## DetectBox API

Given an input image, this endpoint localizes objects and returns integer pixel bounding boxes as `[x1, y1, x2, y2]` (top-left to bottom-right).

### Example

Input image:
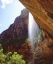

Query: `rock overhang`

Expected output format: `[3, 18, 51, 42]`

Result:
[19, 0, 53, 37]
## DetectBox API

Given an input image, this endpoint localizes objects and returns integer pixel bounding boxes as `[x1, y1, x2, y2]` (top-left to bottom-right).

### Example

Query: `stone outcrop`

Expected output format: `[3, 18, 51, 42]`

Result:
[19, 0, 53, 63]
[19, 0, 53, 37]
[0, 8, 29, 48]
[21, 8, 29, 17]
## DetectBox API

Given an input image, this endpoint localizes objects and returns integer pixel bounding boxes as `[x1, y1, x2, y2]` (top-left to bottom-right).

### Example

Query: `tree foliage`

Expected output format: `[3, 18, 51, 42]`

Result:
[0, 44, 26, 64]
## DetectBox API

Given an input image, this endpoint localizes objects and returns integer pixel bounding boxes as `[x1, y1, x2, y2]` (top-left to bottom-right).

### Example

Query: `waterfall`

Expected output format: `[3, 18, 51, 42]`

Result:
[28, 12, 41, 44]
[28, 12, 42, 64]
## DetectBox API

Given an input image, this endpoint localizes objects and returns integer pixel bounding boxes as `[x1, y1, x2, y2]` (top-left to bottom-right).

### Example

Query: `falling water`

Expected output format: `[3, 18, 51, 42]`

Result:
[28, 12, 40, 44]
[28, 12, 41, 64]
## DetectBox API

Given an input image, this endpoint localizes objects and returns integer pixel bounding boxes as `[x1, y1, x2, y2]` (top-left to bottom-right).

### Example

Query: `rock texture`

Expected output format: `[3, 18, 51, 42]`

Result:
[19, 0, 53, 63]
[0, 9, 28, 39]
[0, 9, 29, 50]
[19, 0, 53, 37]
[0, 8, 34, 61]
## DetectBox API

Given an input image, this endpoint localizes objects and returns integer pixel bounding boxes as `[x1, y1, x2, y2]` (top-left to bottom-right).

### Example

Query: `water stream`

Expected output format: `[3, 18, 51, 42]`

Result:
[28, 12, 41, 64]
[28, 12, 41, 44]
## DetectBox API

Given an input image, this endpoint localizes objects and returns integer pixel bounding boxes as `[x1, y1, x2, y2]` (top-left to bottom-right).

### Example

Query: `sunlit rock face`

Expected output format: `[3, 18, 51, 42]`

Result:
[19, 0, 53, 37]
[28, 12, 40, 43]
[19, 1, 53, 63]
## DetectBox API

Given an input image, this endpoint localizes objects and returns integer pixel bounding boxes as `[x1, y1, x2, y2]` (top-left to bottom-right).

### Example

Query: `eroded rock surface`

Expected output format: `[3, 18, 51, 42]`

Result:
[19, 0, 53, 64]
[19, 0, 53, 37]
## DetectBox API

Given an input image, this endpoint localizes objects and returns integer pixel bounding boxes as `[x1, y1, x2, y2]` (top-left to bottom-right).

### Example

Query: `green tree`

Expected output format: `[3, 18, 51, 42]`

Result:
[11, 52, 25, 64]
[0, 44, 26, 64]
[0, 44, 6, 64]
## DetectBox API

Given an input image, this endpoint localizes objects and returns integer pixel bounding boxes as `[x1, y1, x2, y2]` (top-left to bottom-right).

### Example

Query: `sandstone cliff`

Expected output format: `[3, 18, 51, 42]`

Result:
[19, 0, 53, 64]
[0, 9, 29, 52]
[19, 0, 53, 37]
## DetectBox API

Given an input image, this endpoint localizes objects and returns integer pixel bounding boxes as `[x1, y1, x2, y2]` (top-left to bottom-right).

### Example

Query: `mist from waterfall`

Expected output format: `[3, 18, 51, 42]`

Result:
[28, 12, 40, 44]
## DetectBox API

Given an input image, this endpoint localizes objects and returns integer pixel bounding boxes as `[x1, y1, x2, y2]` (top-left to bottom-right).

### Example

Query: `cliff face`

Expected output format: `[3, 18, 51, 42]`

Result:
[19, 0, 53, 63]
[0, 9, 29, 47]
[19, 0, 53, 37]
[0, 8, 33, 60]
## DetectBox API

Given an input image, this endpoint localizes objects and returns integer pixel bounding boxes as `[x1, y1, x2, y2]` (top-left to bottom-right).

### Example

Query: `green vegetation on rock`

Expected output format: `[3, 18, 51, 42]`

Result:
[0, 44, 26, 64]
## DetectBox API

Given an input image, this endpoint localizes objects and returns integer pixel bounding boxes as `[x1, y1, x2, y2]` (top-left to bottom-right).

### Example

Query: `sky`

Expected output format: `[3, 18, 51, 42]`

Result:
[0, 0, 25, 34]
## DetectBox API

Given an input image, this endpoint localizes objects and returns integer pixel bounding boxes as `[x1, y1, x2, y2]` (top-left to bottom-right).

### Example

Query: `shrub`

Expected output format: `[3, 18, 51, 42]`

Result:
[0, 44, 26, 64]
[10, 52, 25, 64]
